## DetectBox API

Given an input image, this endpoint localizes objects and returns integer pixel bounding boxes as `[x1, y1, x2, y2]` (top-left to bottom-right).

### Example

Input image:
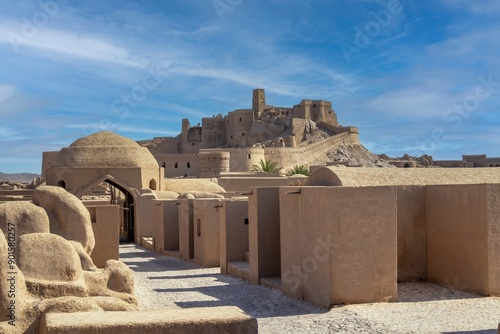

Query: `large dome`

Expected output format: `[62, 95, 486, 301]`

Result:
[51, 132, 159, 169]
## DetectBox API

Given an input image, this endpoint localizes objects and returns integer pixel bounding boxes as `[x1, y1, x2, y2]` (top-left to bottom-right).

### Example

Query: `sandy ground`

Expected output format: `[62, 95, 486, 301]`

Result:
[120, 243, 500, 334]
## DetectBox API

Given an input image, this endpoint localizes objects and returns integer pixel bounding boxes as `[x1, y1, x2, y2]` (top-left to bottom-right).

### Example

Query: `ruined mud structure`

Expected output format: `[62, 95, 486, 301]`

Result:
[137, 88, 359, 177]
[3, 89, 500, 333]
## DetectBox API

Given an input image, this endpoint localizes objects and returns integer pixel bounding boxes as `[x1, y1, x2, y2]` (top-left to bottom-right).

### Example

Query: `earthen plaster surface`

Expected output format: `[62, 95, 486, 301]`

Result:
[307, 166, 500, 186]
[122, 243, 500, 334]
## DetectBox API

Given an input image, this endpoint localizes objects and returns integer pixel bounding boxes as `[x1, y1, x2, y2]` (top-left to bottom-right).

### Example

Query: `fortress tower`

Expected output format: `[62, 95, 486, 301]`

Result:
[198, 151, 230, 178]
[181, 118, 190, 144]
[252, 88, 266, 120]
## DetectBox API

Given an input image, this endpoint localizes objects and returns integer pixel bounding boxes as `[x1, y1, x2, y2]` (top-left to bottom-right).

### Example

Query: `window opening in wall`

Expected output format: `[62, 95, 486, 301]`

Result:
[197, 218, 201, 237]
[175, 162, 178, 168]
[244, 218, 249, 225]
[149, 179, 157, 190]
[242, 133, 245, 136]
[162, 162, 166, 168]
[192, 143, 195, 146]
[239, 117, 242, 122]
[248, 154, 251, 159]
[187, 162, 191, 168]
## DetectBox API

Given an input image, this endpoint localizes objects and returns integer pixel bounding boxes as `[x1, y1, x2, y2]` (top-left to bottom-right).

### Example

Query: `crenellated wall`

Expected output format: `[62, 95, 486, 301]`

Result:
[264, 130, 359, 169]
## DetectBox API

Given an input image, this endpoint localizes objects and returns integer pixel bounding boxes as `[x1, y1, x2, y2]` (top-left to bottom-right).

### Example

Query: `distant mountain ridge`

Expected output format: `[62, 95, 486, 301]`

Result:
[0, 172, 40, 183]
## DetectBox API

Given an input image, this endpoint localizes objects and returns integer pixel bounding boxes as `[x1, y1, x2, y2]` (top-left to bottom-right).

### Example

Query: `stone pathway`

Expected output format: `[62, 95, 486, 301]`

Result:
[120, 243, 500, 334]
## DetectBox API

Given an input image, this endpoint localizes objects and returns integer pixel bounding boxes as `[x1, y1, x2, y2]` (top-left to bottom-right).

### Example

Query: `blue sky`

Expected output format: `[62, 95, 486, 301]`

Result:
[1, 0, 500, 173]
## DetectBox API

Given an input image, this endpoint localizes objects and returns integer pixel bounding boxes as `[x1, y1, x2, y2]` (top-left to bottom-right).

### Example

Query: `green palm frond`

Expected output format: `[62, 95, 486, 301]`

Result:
[251, 159, 280, 173]
[286, 165, 310, 176]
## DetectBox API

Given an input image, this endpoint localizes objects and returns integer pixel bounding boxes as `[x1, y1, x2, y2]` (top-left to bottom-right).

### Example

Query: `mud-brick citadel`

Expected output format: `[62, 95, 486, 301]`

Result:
[138, 88, 359, 178]
[4, 88, 500, 333]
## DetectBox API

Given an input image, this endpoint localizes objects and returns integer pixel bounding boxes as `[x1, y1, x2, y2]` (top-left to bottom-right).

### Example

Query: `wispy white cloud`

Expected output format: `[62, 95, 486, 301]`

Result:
[66, 123, 178, 136]
[0, 84, 17, 104]
[365, 87, 454, 119]
[161, 60, 356, 100]
[427, 28, 500, 60]
[0, 127, 29, 141]
[0, 88, 54, 119]
[166, 24, 222, 39]
[0, 21, 356, 103]
[0, 23, 139, 67]
[151, 101, 206, 119]
[439, 0, 500, 15]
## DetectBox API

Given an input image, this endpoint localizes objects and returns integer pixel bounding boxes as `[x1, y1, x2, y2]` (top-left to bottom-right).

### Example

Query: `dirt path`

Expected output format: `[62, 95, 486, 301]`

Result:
[120, 243, 500, 334]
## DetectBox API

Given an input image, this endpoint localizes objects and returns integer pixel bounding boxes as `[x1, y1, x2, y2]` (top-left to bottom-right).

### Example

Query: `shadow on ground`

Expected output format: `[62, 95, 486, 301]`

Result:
[121, 244, 327, 318]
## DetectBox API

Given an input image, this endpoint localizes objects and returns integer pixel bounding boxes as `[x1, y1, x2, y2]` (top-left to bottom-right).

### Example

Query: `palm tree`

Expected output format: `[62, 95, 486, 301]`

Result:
[251, 159, 280, 174]
[286, 165, 310, 176]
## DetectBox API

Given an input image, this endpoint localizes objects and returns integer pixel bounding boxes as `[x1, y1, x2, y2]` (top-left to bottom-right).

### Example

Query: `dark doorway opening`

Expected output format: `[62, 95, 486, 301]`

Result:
[108, 180, 135, 242]
[83, 179, 136, 242]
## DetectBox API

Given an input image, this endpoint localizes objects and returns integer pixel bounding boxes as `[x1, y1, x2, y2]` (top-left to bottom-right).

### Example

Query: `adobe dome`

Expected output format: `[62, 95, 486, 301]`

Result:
[51, 132, 159, 169]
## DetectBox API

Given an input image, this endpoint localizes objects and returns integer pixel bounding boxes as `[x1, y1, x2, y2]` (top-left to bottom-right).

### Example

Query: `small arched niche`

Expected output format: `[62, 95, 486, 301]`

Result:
[149, 179, 157, 190]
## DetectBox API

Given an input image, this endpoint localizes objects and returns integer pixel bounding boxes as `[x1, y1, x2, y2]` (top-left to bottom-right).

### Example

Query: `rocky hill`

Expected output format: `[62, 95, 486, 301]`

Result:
[304, 127, 433, 168]
[0, 172, 40, 183]
[308, 142, 395, 168]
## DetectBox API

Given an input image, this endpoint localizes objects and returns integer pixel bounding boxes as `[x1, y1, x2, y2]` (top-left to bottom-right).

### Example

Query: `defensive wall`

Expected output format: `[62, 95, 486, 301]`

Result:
[264, 129, 359, 168]
[435, 154, 500, 168]
[197, 128, 359, 174]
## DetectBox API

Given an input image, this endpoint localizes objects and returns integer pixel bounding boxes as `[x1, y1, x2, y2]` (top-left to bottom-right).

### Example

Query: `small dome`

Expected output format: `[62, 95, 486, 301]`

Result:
[51, 132, 159, 169]
[69, 131, 142, 148]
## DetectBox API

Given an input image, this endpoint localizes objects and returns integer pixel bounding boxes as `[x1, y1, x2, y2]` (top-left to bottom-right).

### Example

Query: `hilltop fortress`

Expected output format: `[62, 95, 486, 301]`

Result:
[138, 89, 359, 177]
[5, 88, 500, 333]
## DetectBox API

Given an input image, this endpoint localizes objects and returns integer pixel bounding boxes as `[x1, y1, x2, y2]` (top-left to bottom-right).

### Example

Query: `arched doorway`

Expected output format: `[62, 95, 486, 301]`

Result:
[106, 179, 136, 242]
[79, 177, 137, 242]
